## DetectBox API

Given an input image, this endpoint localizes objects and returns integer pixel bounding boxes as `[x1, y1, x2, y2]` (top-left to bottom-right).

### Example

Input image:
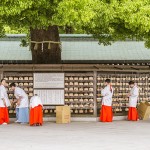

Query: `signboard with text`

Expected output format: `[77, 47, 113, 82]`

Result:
[34, 73, 64, 88]
[33, 73, 64, 105]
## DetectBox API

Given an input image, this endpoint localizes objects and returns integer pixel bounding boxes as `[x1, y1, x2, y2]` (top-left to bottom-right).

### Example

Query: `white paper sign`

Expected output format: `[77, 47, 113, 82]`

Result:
[34, 89, 64, 105]
[34, 73, 64, 88]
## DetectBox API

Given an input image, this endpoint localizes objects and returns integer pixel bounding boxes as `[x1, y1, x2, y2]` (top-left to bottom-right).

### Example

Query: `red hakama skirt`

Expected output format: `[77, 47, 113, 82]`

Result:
[30, 105, 43, 126]
[100, 105, 113, 122]
[0, 107, 9, 124]
[128, 107, 138, 121]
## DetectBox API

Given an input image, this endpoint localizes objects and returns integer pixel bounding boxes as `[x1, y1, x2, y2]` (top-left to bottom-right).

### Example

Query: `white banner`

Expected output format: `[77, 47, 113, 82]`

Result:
[34, 89, 64, 105]
[34, 73, 64, 89]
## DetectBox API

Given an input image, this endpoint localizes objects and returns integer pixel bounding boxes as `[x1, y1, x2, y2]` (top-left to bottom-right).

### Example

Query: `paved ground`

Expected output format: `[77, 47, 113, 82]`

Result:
[0, 120, 150, 150]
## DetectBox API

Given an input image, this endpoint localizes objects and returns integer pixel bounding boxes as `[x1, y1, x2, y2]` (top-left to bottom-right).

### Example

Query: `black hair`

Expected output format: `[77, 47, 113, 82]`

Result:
[1, 79, 6, 83]
[10, 82, 16, 87]
[129, 81, 135, 85]
[105, 79, 111, 83]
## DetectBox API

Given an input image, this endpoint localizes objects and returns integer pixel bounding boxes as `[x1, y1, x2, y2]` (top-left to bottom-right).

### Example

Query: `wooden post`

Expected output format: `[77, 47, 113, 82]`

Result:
[0, 66, 4, 79]
[93, 71, 97, 117]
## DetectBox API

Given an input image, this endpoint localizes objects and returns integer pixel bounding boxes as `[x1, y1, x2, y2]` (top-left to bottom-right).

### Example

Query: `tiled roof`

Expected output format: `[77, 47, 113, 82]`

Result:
[0, 34, 150, 63]
[0, 41, 32, 61]
[61, 41, 150, 62]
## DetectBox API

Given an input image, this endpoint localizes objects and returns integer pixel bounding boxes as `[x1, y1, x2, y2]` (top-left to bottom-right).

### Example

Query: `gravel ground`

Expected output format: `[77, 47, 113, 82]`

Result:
[0, 120, 150, 150]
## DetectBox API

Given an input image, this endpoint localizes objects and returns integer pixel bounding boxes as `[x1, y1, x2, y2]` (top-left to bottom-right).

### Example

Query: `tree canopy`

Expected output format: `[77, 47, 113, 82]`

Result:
[86, 0, 150, 48]
[0, 0, 150, 47]
[0, 0, 99, 33]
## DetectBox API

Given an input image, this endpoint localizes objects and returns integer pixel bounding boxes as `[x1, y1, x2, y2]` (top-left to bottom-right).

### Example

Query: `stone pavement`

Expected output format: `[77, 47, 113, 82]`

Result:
[0, 120, 150, 150]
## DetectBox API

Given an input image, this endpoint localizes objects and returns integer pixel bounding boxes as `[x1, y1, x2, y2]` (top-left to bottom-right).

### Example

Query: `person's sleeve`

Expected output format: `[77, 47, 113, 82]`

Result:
[15, 89, 22, 98]
[103, 93, 113, 99]
[0, 88, 5, 99]
[130, 88, 139, 98]
[101, 87, 107, 96]
[103, 87, 113, 99]
[30, 97, 33, 107]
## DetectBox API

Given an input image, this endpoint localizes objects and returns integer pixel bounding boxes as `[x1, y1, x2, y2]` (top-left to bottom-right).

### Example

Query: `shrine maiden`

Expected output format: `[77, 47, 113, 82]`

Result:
[100, 79, 113, 122]
[127, 81, 139, 121]
[29, 94, 43, 126]
[0, 79, 11, 125]
[10, 82, 29, 124]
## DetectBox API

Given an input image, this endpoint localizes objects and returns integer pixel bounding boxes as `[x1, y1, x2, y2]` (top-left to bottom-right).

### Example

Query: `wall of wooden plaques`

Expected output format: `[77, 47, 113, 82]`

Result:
[64, 73, 94, 116]
[97, 73, 150, 116]
[3, 71, 150, 117]
[3, 72, 33, 116]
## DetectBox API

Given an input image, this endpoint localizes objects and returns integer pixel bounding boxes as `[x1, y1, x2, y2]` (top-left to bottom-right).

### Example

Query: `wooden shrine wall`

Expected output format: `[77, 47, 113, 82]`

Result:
[2, 70, 150, 117]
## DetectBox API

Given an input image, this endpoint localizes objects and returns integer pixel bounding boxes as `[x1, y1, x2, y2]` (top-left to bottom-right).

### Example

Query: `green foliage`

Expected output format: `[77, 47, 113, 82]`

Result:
[4, 26, 28, 34]
[85, 0, 150, 47]
[0, 0, 150, 47]
[0, 0, 98, 31]
[0, 0, 58, 29]
[53, 0, 100, 29]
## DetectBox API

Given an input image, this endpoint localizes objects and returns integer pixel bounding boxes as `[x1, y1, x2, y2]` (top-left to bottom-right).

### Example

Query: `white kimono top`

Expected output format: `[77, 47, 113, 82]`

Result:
[129, 85, 139, 107]
[30, 95, 43, 108]
[101, 85, 113, 106]
[0, 85, 11, 107]
[14, 87, 28, 108]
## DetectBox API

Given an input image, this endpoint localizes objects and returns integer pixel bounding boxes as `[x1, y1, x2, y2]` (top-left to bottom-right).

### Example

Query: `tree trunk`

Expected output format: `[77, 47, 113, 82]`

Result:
[30, 26, 61, 64]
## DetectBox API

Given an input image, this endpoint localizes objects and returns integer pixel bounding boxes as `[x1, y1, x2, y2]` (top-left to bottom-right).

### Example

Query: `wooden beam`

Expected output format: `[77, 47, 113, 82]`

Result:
[114, 66, 124, 70]
[93, 65, 100, 69]
[0, 64, 150, 73]
[131, 67, 140, 70]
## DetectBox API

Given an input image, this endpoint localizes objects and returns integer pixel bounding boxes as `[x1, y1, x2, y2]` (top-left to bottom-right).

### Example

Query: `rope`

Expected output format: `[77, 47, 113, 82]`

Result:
[30, 40, 61, 51]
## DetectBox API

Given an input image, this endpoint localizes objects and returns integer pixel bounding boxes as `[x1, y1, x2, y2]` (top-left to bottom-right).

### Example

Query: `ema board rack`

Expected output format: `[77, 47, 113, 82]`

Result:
[4, 71, 150, 117]
[97, 73, 150, 116]
[3, 72, 57, 116]
[64, 73, 95, 115]
[3, 72, 34, 115]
